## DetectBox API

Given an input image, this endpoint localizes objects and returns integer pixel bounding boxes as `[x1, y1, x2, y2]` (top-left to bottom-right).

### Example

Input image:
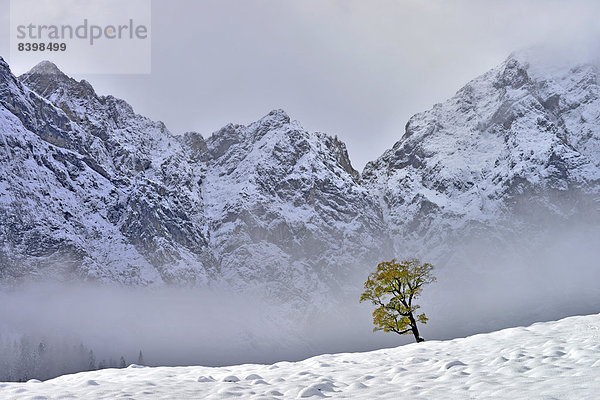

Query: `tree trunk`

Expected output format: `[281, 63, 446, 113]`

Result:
[408, 313, 424, 343]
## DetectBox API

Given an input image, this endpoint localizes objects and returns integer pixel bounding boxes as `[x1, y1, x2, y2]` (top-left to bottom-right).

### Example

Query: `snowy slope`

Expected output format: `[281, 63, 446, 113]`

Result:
[3, 313, 600, 399]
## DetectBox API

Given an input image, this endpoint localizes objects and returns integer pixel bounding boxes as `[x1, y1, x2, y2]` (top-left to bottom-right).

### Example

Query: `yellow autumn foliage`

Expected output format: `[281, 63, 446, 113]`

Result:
[360, 258, 435, 342]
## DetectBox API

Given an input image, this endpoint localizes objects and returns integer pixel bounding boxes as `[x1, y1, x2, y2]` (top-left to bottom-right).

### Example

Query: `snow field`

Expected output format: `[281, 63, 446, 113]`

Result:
[2, 313, 599, 399]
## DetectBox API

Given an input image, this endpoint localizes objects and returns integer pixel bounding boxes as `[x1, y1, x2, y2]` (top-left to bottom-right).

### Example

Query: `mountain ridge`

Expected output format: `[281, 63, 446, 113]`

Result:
[362, 52, 600, 257]
[1, 57, 391, 303]
[1, 54, 598, 300]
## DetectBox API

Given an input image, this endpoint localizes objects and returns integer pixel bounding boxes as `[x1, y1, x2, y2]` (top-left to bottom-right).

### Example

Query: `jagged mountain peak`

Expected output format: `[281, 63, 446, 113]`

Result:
[247, 109, 294, 138]
[17, 59, 176, 171]
[27, 60, 66, 76]
[206, 109, 300, 161]
[495, 57, 531, 89]
[210, 109, 291, 136]
[206, 109, 360, 182]
[363, 52, 600, 257]
[257, 108, 291, 125]
[20, 61, 96, 100]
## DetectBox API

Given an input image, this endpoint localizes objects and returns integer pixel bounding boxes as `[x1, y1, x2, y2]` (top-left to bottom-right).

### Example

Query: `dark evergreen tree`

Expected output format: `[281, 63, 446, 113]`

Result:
[88, 350, 96, 371]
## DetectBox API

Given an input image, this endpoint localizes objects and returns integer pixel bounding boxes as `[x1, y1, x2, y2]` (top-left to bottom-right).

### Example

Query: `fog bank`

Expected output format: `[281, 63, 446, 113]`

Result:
[1, 222, 598, 381]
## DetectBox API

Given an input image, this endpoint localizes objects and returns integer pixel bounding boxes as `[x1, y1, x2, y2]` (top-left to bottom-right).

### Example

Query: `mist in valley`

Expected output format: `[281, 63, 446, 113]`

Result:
[1, 216, 598, 382]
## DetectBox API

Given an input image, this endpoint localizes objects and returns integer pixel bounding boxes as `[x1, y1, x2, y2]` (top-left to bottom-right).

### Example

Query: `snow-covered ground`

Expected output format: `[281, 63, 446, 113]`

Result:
[2, 314, 599, 399]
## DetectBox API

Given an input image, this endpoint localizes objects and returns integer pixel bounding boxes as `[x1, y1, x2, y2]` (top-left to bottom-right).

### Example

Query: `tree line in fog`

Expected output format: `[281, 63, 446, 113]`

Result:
[0, 334, 144, 382]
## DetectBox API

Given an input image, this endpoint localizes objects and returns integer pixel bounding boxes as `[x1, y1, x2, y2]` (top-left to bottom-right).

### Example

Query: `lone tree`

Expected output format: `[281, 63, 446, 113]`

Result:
[360, 258, 435, 343]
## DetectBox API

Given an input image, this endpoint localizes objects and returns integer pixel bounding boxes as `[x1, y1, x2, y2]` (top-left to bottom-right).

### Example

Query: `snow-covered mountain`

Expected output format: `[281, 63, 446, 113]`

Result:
[1, 51, 599, 296]
[3, 313, 600, 399]
[363, 52, 600, 256]
[0, 57, 390, 300]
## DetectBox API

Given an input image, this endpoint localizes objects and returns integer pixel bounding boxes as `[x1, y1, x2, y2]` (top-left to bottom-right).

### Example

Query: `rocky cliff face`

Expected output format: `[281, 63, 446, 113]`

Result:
[1, 52, 599, 298]
[198, 110, 391, 296]
[0, 58, 390, 300]
[1, 57, 196, 285]
[362, 52, 600, 258]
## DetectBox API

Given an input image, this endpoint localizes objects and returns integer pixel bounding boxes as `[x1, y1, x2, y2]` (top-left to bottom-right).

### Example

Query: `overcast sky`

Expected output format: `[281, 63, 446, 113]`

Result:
[1, 0, 600, 170]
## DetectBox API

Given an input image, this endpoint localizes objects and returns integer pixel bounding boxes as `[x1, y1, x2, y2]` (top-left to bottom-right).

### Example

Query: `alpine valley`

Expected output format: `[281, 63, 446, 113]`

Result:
[0, 51, 599, 306]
